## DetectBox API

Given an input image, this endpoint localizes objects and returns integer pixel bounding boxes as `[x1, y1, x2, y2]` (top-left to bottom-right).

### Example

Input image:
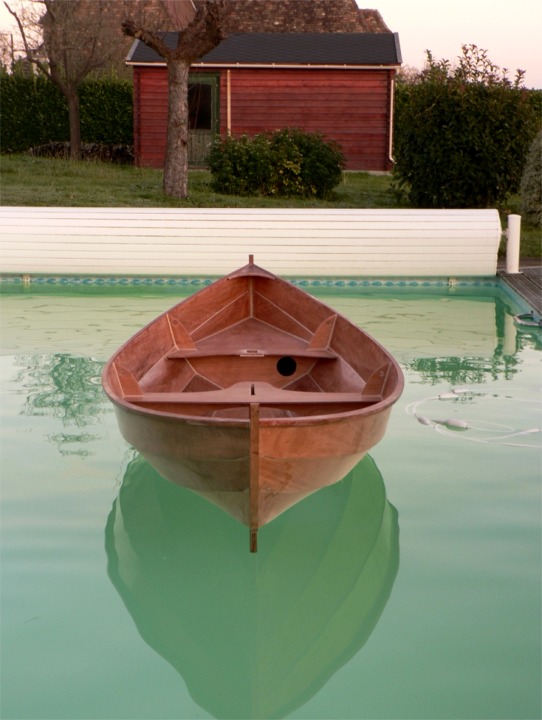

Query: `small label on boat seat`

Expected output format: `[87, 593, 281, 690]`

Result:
[240, 349, 265, 357]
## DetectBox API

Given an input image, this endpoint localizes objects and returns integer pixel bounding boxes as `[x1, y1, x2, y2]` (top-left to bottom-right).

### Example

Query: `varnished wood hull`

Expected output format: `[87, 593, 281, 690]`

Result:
[103, 258, 403, 548]
[113, 400, 393, 527]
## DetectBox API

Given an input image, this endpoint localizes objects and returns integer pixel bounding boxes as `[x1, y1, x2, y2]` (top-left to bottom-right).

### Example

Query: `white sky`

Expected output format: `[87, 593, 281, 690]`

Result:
[1, 1, 541, 88]
[368, 0, 542, 88]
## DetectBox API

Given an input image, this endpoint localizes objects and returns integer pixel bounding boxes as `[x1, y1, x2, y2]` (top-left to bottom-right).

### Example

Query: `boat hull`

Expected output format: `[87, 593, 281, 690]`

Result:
[113, 400, 393, 527]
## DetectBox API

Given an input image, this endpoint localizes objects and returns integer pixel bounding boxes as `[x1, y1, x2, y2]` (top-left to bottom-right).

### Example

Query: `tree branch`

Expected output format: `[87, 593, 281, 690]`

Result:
[122, 18, 173, 60]
[174, 0, 226, 62]
[122, 0, 227, 64]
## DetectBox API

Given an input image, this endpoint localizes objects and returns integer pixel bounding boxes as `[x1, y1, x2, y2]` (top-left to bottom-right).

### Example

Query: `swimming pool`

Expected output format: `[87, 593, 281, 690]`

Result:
[1, 281, 540, 719]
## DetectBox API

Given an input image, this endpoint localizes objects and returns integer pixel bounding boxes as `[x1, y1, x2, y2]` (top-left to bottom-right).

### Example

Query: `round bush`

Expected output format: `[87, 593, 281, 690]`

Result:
[208, 129, 345, 199]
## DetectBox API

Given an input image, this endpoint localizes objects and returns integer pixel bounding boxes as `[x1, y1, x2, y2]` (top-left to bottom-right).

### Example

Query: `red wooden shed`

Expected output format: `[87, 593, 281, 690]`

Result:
[127, 30, 401, 171]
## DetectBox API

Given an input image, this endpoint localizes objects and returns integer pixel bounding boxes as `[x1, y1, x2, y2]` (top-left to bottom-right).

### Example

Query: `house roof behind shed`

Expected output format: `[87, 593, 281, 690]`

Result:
[127, 32, 402, 67]
[220, 1, 390, 33]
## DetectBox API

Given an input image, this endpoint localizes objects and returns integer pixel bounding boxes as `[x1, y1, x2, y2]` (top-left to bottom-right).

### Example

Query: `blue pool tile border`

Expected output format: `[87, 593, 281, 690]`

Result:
[0, 274, 500, 290]
[7, 274, 538, 314]
[0, 275, 215, 287]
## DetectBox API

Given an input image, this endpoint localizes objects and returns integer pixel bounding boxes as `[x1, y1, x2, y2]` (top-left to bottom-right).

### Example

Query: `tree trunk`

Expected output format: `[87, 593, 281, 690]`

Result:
[66, 87, 82, 161]
[163, 59, 190, 198]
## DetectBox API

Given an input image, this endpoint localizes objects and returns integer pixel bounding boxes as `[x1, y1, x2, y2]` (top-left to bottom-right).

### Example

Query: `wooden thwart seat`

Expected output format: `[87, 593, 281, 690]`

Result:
[124, 381, 382, 407]
[166, 347, 337, 360]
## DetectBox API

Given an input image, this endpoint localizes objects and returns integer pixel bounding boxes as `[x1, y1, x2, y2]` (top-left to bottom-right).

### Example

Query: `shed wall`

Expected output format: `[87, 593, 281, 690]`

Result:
[220, 68, 392, 171]
[133, 67, 393, 170]
[134, 67, 169, 168]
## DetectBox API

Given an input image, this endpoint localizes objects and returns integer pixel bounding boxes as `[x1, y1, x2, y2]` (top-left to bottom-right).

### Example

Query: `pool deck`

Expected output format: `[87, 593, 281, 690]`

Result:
[498, 259, 542, 316]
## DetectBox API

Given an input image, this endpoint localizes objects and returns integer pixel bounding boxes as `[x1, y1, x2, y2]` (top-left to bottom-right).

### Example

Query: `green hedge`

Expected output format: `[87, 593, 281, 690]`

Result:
[0, 73, 133, 153]
[393, 47, 542, 209]
[520, 130, 542, 227]
[79, 79, 133, 145]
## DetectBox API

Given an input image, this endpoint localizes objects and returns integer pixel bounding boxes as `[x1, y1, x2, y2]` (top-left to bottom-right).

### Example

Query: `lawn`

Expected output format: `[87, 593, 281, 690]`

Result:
[1, 154, 539, 256]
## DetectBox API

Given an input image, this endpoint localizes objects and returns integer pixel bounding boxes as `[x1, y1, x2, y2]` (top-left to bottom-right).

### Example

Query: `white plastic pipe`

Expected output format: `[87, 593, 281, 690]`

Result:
[502, 311, 517, 357]
[506, 214, 521, 274]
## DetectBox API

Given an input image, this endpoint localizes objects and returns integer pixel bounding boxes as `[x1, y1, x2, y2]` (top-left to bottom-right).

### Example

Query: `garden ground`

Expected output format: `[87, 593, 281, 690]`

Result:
[0, 154, 539, 257]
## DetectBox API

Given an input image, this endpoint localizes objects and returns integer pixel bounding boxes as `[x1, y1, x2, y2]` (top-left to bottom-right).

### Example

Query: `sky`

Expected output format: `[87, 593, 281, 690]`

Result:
[366, 0, 542, 88]
[1, 1, 541, 88]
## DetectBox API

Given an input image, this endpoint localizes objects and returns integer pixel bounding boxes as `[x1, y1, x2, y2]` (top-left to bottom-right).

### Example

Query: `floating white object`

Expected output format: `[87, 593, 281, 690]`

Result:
[441, 419, 470, 430]
[406, 389, 541, 449]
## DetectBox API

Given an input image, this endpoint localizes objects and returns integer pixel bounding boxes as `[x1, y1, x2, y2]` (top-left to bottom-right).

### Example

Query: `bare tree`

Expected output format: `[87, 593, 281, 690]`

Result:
[122, 0, 229, 198]
[0, 31, 15, 70]
[5, 0, 123, 160]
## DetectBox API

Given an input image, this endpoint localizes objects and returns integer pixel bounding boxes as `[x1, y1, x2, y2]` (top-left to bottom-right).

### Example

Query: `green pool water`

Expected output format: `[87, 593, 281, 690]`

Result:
[1, 284, 540, 720]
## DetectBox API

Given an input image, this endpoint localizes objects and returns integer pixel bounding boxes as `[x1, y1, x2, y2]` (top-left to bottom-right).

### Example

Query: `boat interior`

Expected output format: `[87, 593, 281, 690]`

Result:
[106, 262, 397, 419]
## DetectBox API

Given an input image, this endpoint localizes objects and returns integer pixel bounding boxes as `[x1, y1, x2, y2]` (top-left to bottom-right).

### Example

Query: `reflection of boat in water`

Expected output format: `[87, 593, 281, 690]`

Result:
[102, 257, 403, 550]
[105, 454, 399, 720]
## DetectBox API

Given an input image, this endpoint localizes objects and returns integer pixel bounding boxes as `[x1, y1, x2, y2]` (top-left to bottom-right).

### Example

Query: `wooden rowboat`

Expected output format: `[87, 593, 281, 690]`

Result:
[102, 256, 404, 550]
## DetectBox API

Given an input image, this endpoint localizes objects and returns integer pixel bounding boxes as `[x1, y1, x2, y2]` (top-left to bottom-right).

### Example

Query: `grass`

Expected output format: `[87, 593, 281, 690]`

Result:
[1, 153, 540, 256]
[0, 154, 396, 209]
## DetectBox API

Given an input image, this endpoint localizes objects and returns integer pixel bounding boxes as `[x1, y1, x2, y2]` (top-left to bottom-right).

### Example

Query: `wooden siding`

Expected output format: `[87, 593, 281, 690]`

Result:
[134, 67, 168, 168]
[133, 66, 392, 170]
[0, 208, 501, 278]
[221, 68, 392, 170]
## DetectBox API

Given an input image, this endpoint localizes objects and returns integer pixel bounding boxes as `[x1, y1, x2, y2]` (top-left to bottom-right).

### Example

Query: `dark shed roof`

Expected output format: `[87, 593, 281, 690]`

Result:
[127, 32, 402, 67]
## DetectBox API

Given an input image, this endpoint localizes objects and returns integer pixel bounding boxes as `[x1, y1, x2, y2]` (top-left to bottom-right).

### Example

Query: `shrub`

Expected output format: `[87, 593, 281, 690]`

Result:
[208, 134, 271, 196]
[393, 45, 541, 208]
[520, 130, 542, 227]
[208, 129, 345, 198]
